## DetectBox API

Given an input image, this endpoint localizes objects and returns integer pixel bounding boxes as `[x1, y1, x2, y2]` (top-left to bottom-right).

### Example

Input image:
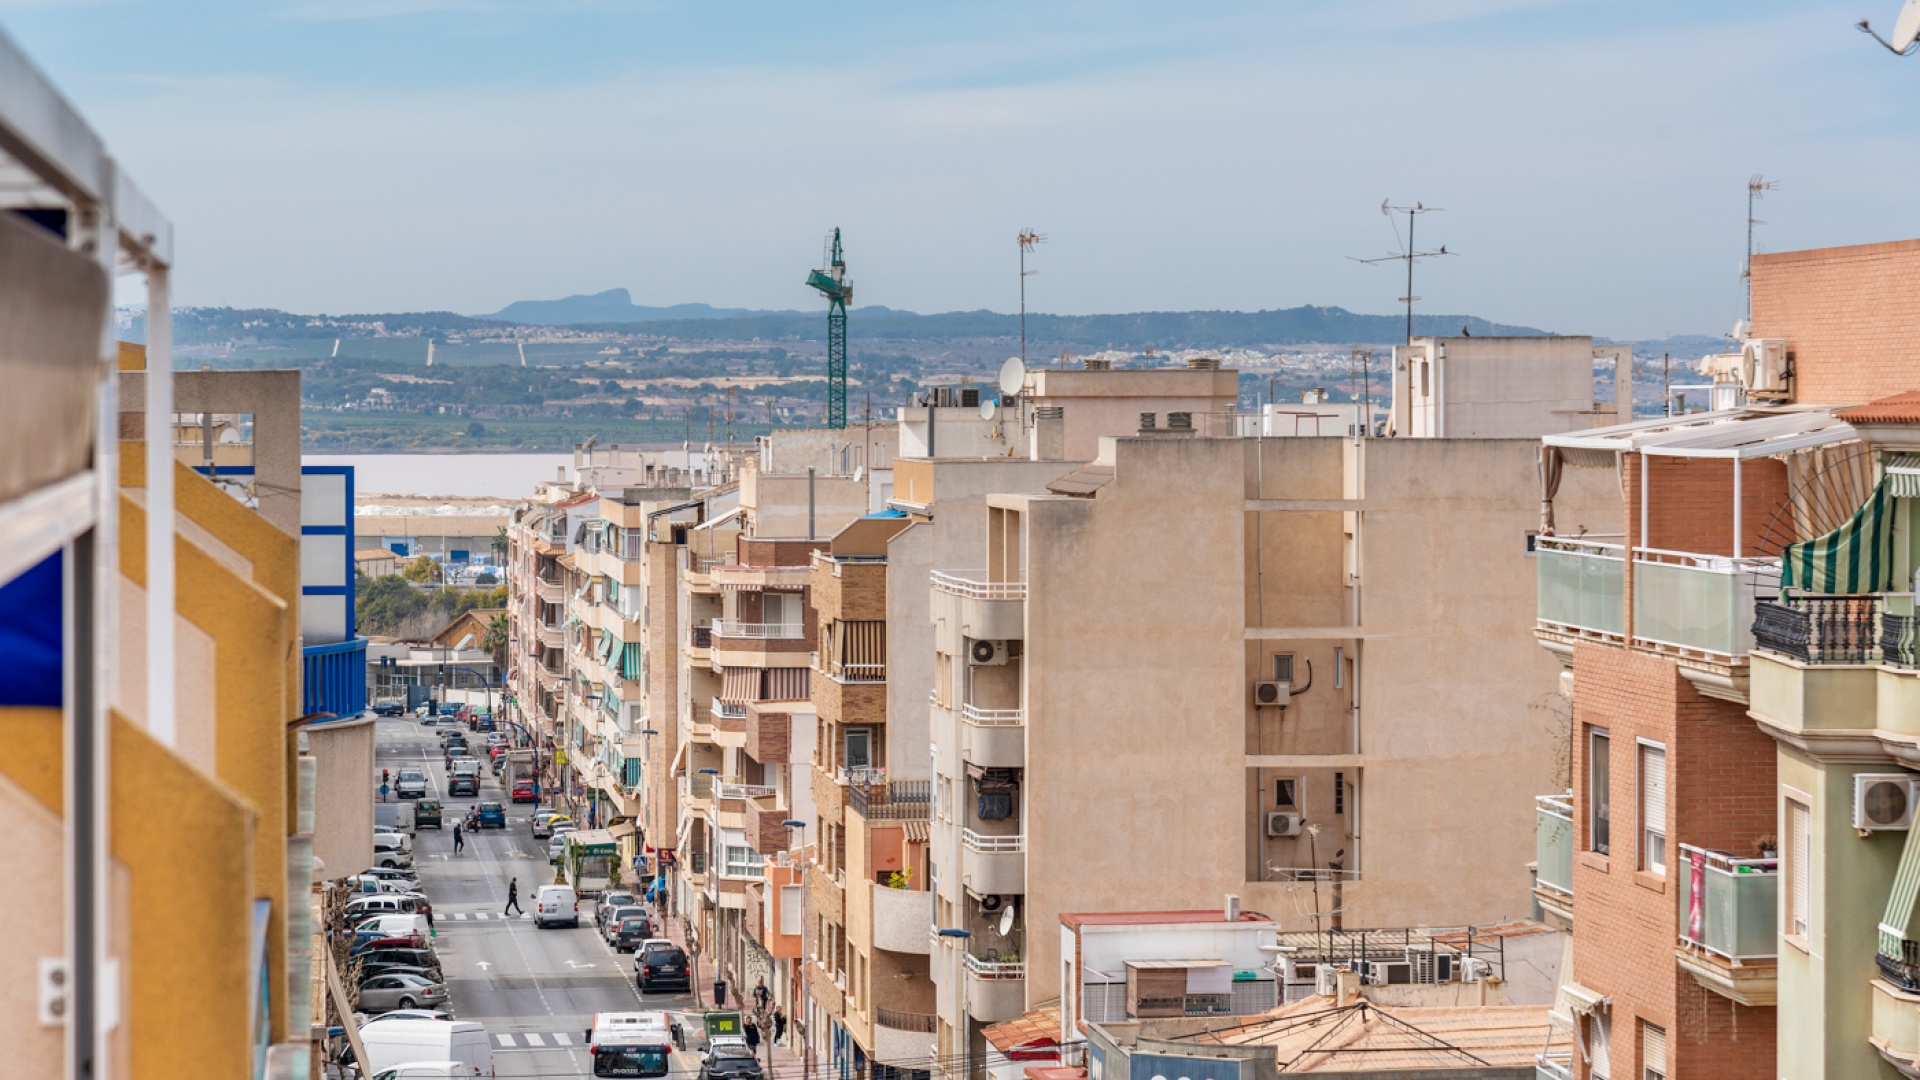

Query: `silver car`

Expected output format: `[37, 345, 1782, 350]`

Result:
[357, 972, 448, 1013]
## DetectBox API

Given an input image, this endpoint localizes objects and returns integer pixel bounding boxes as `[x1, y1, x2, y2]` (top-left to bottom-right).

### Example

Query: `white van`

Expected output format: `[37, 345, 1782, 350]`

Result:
[358, 1019, 491, 1077]
[371, 1064, 475, 1080]
[534, 884, 579, 929]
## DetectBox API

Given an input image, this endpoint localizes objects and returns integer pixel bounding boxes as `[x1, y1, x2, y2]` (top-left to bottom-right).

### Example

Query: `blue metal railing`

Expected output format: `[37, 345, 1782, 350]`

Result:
[303, 636, 368, 719]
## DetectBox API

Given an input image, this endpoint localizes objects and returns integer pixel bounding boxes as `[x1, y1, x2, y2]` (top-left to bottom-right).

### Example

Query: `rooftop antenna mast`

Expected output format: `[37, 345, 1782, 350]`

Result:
[1018, 229, 1046, 366]
[805, 228, 853, 429]
[1743, 174, 1779, 323]
[725, 386, 736, 454]
[1350, 200, 1450, 344]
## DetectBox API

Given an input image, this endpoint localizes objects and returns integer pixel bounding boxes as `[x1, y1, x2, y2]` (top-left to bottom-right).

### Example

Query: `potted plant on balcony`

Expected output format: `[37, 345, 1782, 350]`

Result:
[883, 868, 913, 890]
[1755, 834, 1778, 860]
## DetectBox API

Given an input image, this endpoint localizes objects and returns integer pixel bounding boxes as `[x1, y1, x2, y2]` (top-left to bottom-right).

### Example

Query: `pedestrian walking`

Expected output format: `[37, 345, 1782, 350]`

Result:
[504, 876, 523, 916]
[753, 976, 771, 1013]
[453, 821, 465, 855]
[744, 1018, 760, 1056]
[772, 1006, 787, 1046]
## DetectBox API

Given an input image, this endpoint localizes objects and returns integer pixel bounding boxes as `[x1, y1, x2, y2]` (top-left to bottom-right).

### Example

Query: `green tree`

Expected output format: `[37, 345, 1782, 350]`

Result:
[402, 556, 441, 584]
[482, 612, 510, 672]
[358, 575, 427, 635]
[474, 571, 499, 585]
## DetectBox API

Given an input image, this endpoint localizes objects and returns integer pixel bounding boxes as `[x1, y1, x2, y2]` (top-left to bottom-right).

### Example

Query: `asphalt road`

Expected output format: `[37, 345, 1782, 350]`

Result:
[375, 717, 702, 1079]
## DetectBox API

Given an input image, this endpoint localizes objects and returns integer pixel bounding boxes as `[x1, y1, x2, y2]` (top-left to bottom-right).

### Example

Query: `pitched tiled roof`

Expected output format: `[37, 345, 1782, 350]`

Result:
[1837, 390, 1920, 423]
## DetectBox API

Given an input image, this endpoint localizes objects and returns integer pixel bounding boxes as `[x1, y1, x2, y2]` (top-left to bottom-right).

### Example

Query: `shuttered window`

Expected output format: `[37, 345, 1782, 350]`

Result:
[1588, 1012, 1610, 1079]
[1642, 1022, 1666, 1080]
[1589, 728, 1611, 855]
[1640, 742, 1667, 874]
[1790, 799, 1811, 937]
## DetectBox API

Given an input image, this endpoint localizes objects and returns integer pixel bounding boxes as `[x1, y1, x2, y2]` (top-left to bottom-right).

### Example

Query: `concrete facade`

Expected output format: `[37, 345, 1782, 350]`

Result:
[1389, 336, 1628, 439]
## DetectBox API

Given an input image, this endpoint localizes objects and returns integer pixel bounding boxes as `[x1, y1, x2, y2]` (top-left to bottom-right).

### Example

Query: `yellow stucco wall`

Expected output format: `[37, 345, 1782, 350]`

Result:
[0, 707, 66, 1077]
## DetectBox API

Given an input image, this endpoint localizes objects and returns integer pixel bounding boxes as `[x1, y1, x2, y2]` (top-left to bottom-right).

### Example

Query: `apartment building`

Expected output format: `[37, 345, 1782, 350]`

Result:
[1390, 335, 1632, 438]
[1530, 237, 1920, 1080]
[505, 489, 597, 793]
[920, 429, 1617, 1072]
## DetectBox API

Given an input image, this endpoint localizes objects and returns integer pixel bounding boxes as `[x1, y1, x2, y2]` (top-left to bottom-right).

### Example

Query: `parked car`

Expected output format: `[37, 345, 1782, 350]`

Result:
[599, 905, 646, 943]
[357, 961, 442, 984]
[357, 948, 441, 974]
[357, 972, 449, 1013]
[700, 1044, 765, 1080]
[372, 834, 413, 870]
[353, 914, 432, 945]
[547, 828, 576, 863]
[359, 1008, 451, 1026]
[532, 813, 573, 840]
[415, 800, 443, 829]
[353, 934, 429, 956]
[534, 884, 580, 929]
[360, 865, 421, 886]
[475, 801, 506, 828]
[395, 768, 427, 800]
[635, 943, 690, 992]
[372, 700, 406, 717]
[612, 917, 653, 953]
[594, 890, 639, 933]
[510, 781, 536, 804]
[346, 894, 431, 922]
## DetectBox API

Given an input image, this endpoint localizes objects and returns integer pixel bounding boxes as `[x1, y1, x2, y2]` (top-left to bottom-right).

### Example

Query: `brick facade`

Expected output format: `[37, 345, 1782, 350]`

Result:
[1751, 237, 1920, 406]
[1569, 643, 1777, 1080]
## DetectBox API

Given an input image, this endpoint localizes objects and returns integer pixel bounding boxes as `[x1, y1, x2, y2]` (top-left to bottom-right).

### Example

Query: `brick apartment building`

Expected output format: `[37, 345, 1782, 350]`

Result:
[1535, 236, 1920, 1080]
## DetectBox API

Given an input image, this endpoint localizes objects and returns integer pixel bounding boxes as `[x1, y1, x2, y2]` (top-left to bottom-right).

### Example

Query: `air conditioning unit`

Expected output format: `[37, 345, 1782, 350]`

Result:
[1855, 774, 1920, 831]
[1364, 960, 1412, 986]
[1266, 811, 1303, 837]
[1315, 966, 1340, 998]
[970, 640, 1010, 666]
[1459, 957, 1490, 984]
[1744, 338, 1789, 395]
[1253, 681, 1292, 708]
[1405, 949, 1454, 984]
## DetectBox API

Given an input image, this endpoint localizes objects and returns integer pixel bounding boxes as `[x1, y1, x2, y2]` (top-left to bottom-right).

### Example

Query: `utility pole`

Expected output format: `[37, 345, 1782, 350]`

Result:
[1018, 229, 1045, 366]
[1351, 201, 1450, 344]
[1744, 175, 1778, 323]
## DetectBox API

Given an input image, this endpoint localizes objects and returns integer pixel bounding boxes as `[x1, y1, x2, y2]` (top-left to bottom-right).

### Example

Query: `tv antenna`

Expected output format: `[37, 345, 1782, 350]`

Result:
[1742, 174, 1779, 322]
[1350, 200, 1451, 344]
[1018, 229, 1045, 366]
[1859, 1, 1920, 53]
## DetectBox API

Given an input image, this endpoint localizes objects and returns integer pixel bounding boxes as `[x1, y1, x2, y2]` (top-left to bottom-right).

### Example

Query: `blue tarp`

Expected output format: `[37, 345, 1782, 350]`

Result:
[0, 551, 63, 706]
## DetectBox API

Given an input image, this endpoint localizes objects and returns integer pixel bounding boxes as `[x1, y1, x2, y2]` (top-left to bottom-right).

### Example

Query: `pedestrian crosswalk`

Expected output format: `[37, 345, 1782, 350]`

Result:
[494, 1031, 575, 1049]
[442, 911, 534, 921]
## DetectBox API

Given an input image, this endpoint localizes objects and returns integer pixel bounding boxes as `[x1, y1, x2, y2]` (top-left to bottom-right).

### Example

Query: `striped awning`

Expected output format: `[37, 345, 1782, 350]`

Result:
[718, 667, 760, 705]
[620, 642, 644, 681]
[1888, 454, 1920, 499]
[901, 819, 931, 843]
[1882, 821, 1920, 960]
[765, 667, 810, 702]
[1782, 478, 1897, 594]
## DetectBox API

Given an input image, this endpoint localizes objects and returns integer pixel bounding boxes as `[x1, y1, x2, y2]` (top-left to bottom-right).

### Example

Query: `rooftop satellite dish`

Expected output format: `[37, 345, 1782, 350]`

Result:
[998, 356, 1026, 397]
[998, 903, 1016, 937]
[1731, 319, 1750, 341]
[1860, 0, 1920, 53]
[980, 397, 998, 421]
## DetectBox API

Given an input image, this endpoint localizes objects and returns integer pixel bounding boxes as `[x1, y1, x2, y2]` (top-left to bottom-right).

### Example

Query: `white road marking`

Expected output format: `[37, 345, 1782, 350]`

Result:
[523, 1032, 547, 1047]
[552, 1032, 573, 1045]
[495, 1034, 516, 1047]
[475, 912, 490, 920]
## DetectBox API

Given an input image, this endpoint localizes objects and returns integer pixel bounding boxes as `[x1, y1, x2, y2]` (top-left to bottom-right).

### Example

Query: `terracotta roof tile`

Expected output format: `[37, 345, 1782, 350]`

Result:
[1837, 390, 1920, 423]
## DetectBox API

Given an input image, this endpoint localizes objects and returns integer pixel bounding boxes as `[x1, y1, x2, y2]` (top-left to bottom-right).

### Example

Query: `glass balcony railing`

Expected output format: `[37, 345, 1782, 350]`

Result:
[1633, 550, 1779, 657]
[1535, 538, 1624, 638]
[1677, 844, 1778, 962]
[1535, 794, 1574, 896]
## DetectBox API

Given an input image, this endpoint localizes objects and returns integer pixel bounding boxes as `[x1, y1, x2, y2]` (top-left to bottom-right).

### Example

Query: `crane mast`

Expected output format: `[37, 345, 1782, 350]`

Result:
[805, 228, 852, 429]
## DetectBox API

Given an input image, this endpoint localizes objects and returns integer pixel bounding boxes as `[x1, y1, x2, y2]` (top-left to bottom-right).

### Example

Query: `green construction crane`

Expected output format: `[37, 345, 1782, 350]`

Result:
[806, 227, 852, 429]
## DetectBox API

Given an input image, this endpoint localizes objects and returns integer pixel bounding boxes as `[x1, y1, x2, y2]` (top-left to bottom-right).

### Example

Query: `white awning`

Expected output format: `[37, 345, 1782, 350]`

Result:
[1545, 407, 1857, 460]
[1562, 981, 1612, 1016]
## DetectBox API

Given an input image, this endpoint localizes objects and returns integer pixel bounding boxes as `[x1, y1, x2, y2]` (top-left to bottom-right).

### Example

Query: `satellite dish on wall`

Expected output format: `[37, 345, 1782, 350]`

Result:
[979, 397, 998, 421]
[1860, 0, 1920, 53]
[999, 903, 1017, 937]
[998, 357, 1026, 397]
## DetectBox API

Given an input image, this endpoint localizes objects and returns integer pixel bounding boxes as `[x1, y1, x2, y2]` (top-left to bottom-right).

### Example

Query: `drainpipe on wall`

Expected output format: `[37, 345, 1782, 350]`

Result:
[807, 468, 816, 541]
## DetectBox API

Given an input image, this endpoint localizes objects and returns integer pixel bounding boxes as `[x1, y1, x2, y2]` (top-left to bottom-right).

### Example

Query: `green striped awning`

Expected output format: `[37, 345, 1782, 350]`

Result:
[624, 756, 643, 788]
[1888, 454, 1920, 500]
[1881, 819, 1920, 959]
[1782, 478, 1897, 594]
[620, 642, 644, 681]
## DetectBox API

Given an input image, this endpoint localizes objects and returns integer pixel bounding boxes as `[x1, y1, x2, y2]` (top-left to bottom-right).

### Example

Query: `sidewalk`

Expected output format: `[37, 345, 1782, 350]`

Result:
[648, 898, 807, 1076]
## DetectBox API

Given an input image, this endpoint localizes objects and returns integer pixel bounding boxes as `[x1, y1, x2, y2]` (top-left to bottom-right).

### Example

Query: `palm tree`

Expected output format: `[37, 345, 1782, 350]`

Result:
[482, 612, 510, 673]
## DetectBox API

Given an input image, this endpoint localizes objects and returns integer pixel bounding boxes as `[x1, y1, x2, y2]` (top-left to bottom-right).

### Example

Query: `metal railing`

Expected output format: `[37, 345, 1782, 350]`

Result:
[688, 626, 713, 649]
[850, 780, 931, 820]
[837, 765, 886, 786]
[1754, 594, 1886, 663]
[1678, 844, 1777, 962]
[1534, 537, 1624, 638]
[964, 953, 1026, 979]
[1536, 794, 1574, 897]
[828, 662, 886, 684]
[1881, 936, 1920, 992]
[932, 570, 1027, 601]
[712, 700, 748, 720]
[961, 704, 1024, 726]
[1535, 1050, 1574, 1080]
[713, 619, 805, 640]
[681, 773, 714, 801]
[961, 829, 1024, 853]
[876, 1008, 937, 1033]
[714, 781, 777, 801]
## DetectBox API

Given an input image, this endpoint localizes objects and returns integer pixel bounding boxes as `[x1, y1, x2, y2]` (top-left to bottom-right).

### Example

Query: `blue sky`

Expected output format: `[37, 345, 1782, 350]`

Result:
[6, 1, 1918, 337]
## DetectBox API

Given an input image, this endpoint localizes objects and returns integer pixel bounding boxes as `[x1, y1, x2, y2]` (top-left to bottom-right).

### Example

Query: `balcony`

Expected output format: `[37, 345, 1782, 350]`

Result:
[539, 622, 565, 649]
[1874, 970, 1920, 1077]
[874, 1008, 938, 1067]
[850, 780, 931, 821]
[873, 883, 933, 954]
[963, 953, 1027, 1023]
[813, 664, 885, 727]
[1533, 794, 1573, 930]
[1674, 844, 1778, 1006]
[1534, 537, 1624, 641]
[536, 577, 564, 603]
[680, 772, 714, 809]
[686, 625, 712, 659]
[715, 780, 777, 801]
[1534, 1050, 1573, 1080]
[303, 636, 368, 718]
[1750, 594, 1920, 748]
[961, 705, 1025, 769]
[712, 563, 811, 591]
[714, 619, 805, 640]
[961, 829, 1025, 896]
[932, 569, 1025, 641]
[711, 699, 747, 743]
[1633, 549, 1778, 658]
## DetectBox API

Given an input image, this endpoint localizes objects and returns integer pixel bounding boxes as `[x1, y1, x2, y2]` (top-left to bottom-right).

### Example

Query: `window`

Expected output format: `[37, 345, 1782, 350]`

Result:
[720, 828, 762, 879]
[1641, 1022, 1666, 1080]
[1334, 771, 1346, 815]
[1272, 654, 1295, 682]
[1640, 742, 1667, 874]
[763, 591, 800, 630]
[1789, 798, 1811, 938]
[845, 728, 872, 770]
[1589, 728, 1611, 855]
[1587, 1012, 1610, 1080]
[1275, 779, 1298, 807]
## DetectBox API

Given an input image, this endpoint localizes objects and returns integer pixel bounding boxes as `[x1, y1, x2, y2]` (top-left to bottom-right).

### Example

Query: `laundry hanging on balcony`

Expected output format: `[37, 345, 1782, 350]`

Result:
[1781, 477, 1896, 594]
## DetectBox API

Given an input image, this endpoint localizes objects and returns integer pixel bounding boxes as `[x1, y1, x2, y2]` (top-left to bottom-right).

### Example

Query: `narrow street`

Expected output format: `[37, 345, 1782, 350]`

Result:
[375, 717, 703, 1078]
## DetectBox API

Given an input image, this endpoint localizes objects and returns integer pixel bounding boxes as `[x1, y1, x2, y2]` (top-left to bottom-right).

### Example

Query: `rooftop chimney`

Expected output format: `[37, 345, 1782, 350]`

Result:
[1031, 406, 1066, 461]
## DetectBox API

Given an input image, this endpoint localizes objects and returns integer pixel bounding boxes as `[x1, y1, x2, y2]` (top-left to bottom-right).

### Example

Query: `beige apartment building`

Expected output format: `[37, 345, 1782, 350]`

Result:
[921, 431, 1618, 1070]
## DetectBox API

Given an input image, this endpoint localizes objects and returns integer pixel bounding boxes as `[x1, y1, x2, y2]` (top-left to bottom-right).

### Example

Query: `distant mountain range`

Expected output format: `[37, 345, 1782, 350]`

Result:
[482, 288, 797, 324]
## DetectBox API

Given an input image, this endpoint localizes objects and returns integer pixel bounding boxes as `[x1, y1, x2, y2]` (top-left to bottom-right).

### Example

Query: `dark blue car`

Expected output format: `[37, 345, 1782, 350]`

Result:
[476, 801, 506, 828]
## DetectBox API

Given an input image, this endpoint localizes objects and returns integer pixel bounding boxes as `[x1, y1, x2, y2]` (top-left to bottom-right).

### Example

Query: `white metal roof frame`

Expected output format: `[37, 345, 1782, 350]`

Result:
[1544, 407, 1857, 460]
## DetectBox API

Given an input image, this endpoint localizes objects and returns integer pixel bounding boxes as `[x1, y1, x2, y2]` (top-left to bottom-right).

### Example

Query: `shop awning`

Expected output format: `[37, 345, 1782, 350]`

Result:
[1782, 478, 1896, 594]
[609, 820, 638, 841]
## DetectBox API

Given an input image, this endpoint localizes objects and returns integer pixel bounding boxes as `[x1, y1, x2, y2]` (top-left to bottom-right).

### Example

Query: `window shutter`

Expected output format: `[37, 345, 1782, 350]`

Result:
[1791, 801, 1811, 936]
[1641, 746, 1666, 834]
[1642, 1022, 1667, 1078]
[1588, 1013, 1610, 1079]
